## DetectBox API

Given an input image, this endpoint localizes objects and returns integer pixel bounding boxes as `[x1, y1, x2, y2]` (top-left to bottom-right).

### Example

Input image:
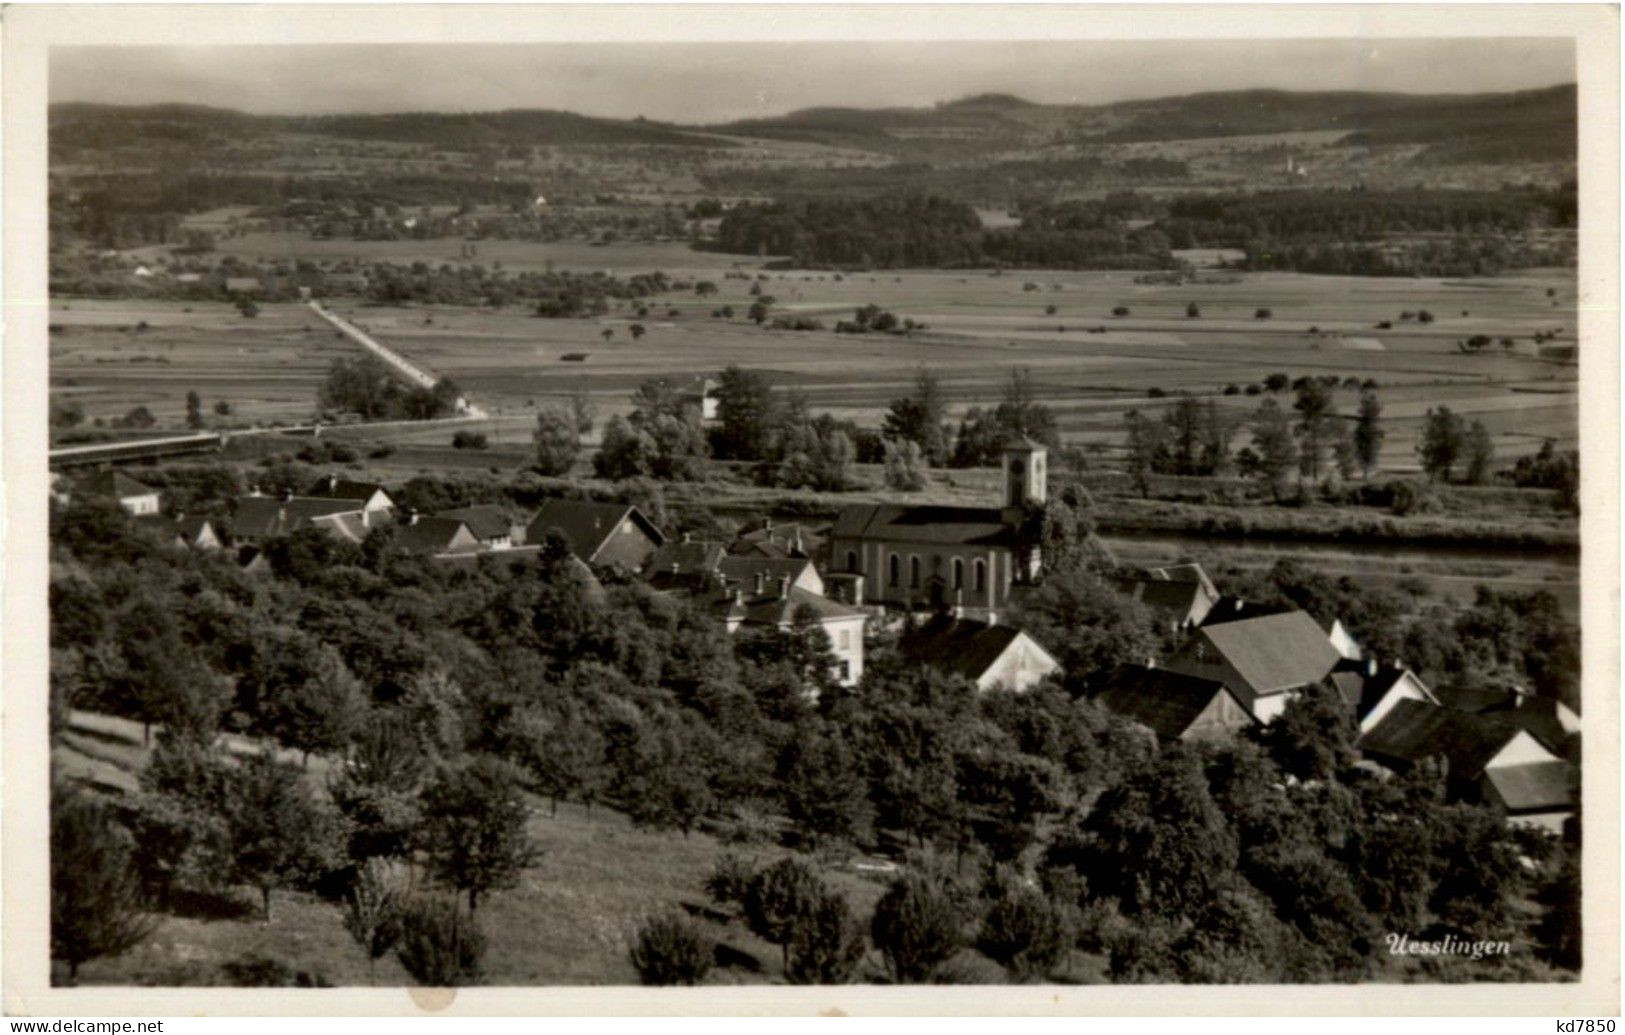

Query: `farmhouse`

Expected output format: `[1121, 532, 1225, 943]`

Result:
[435, 504, 520, 550]
[1480, 760, 1579, 833]
[1162, 609, 1341, 721]
[732, 519, 821, 560]
[393, 514, 482, 557]
[305, 475, 395, 515]
[898, 614, 1060, 693]
[230, 494, 372, 545]
[135, 513, 222, 551]
[82, 470, 162, 516]
[644, 539, 729, 590]
[676, 377, 719, 421]
[1327, 659, 1439, 733]
[828, 437, 1045, 618]
[1094, 665, 1254, 742]
[527, 500, 665, 569]
[1113, 563, 1219, 632]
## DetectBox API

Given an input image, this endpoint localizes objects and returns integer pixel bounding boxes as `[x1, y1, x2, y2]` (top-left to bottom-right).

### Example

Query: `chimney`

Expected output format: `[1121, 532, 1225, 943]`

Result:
[754, 571, 765, 595]
[1365, 658, 1377, 678]
[732, 587, 744, 606]
[778, 575, 790, 597]
[327, 474, 338, 492]
[406, 508, 419, 526]
[280, 488, 294, 502]
[682, 531, 691, 543]
[670, 562, 680, 574]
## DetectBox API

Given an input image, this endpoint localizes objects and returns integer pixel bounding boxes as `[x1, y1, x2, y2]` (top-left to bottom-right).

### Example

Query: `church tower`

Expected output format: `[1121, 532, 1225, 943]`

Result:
[1001, 436, 1047, 511]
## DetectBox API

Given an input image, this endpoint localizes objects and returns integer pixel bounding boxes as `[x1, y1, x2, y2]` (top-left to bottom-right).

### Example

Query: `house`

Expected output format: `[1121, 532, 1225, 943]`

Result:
[526, 500, 665, 569]
[82, 470, 162, 516]
[1094, 665, 1254, 742]
[305, 475, 395, 515]
[134, 513, 222, 551]
[717, 555, 824, 597]
[897, 614, 1060, 693]
[1479, 760, 1579, 833]
[1162, 609, 1341, 722]
[1430, 683, 1582, 761]
[676, 377, 719, 422]
[393, 514, 482, 557]
[1113, 564, 1219, 632]
[732, 520, 821, 560]
[230, 494, 371, 545]
[828, 437, 1045, 618]
[644, 538, 730, 591]
[702, 578, 867, 687]
[1358, 699, 1563, 783]
[1327, 659, 1439, 733]
[435, 505, 519, 550]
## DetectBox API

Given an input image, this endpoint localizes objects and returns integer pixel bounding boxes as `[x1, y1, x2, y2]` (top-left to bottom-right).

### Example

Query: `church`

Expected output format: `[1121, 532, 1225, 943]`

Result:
[827, 437, 1046, 619]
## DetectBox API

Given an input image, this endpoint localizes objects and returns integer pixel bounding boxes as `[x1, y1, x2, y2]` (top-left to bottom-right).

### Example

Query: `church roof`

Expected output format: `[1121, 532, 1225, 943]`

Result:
[830, 504, 1018, 547]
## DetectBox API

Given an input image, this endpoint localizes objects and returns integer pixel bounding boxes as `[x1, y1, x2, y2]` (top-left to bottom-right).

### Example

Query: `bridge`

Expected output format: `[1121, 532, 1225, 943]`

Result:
[49, 432, 231, 470]
[307, 300, 487, 418]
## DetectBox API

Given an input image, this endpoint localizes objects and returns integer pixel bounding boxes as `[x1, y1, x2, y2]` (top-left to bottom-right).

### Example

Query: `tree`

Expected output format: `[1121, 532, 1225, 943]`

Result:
[569, 386, 597, 436]
[1251, 397, 1299, 500]
[51, 787, 155, 983]
[519, 708, 608, 816]
[1418, 406, 1467, 482]
[883, 438, 926, 492]
[262, 643, 366, 765]
[1122, 410, 1167, 497]
[743, 857, 824, 972]
[995, 368, 1060, 448]
[629, 323, 647, 341]
[787, 888, 867, 985]
[1353, 390, 1385, 479]
[1186, 302, 1201, 318]
[223, 750, 343, 921]
[395, 897, 486, 986]
[713, 366, 779, 461]
[778, 723, 870, 848]
[870, 873, 963, 983]
[976, 869, 1071, 982]
[1255, 682, 1358, 782]
[419, 755, 538, 913]
[1292, 380, 1336, 481]
[629, 911, 715, 986]
[595, 414, 652, 479]
[330, 711, 427, 863]
[533, 405, 581, 476]
[1464, 420, 1495, 485]
[185, 389, 205, 430]
[882, 369, 949, 466]
[343, 861, 406, 984]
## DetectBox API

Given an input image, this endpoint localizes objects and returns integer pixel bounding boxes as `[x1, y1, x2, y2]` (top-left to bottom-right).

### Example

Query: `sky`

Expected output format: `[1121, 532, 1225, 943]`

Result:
[50, 38, 1576, 124]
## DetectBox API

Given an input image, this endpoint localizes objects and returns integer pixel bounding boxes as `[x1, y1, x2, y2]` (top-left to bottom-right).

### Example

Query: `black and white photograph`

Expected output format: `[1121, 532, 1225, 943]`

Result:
[4, 2, 1618, 1015]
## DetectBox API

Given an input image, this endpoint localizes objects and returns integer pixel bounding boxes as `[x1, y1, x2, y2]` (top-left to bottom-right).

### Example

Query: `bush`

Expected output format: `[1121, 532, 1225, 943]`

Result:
[1255, 307, 1273, 319]
[870, 873, 963, 983]
[452, 431, 489, 450]
[1388, 479, 1443, 517]
[743, 857, 824, 971]
[976, 874, 1071, 982]
[786, 889, 867, 985]
[629, 911, 715, 986]
[704, 852, 756, 910]
[1112, 306, 1130, 317]
[395, 897, 486, 986]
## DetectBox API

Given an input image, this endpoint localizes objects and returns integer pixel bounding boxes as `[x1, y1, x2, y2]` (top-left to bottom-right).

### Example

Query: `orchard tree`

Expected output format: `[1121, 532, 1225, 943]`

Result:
[419, 755, 538, 913]
[870, 872, 964, 983]
[223, 750, 344, 921]
[533, 405, 581, 476]
[51, 788, 155, 983]
[787, 888, 867, 985]
[743, 856, 824, 972]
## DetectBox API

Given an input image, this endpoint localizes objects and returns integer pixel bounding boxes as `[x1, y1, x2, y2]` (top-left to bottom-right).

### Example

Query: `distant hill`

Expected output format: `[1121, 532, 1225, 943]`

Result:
[49, 103, 729, 151]
[707, 83, 1577, 162]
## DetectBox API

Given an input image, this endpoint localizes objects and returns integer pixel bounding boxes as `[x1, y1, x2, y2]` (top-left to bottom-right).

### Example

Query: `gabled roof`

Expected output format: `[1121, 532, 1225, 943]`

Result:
[1146, 562, 1218, 598]
[526, 500, 665, 563]
[1185, 610, 1340, 696]
[134, 513, 216, 545]
[1200, 596, 1289, 627]
[898, 615, 1048, 683]
[831, 504, 1018, 548]
[394, 516, 479, 555]
[1329, 659, 1427, 720]
[1095, 665, 1252, 740]
[81, 470, 158, 498]
[435, 504, 512, 541]
[647, 539, 727, 575]
[1357, 699, 1530, 778]
[232, 496, 365, 538]
[1484, 760, 1578, 813]
[1114, 576, 1211, 618]
[717, 555, 817, 589]
[705, 584, 865, 628]
[306, 476, 392, 504]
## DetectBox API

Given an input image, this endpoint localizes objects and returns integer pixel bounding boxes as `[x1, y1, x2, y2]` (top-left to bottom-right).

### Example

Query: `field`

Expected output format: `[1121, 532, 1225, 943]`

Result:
[53, 239, 1578, 477]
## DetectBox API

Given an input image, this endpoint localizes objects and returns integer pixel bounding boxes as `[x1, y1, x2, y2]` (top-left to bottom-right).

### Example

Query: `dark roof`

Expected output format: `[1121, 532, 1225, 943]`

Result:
[1329, 659, 1420, 719]
[831, 504, 1018, 548]
[646, 539, 727, 576]
[526, 500, 665, 563]
[1188, 610, 1340, 695]
[717, 555, 816, 589]
[701, 584, 864, 628]
[1431, 684, 1523, 715]
[81, 470, 158, 498]
[305, 476, 391, 503]
[1095, 665, 1250, 740]
[1200, 596, 1289, 627]
[231, 496, 365, 538]
[1115, 576, 1209, 618]
[1357, 699, 1530, 778]
[134, 513, 216, 544]
[394, 516, 478, 555]
[898, 615, 1038, 683]
[1484, 760, 1577, 813]
[435, 505, 512, 541]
